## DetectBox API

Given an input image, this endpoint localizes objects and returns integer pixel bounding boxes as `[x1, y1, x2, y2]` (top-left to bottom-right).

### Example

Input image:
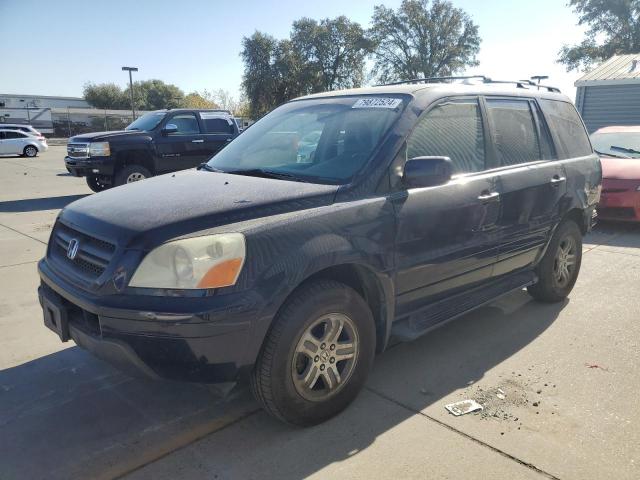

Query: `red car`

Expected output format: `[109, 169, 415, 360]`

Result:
[591, 126, 640, 222]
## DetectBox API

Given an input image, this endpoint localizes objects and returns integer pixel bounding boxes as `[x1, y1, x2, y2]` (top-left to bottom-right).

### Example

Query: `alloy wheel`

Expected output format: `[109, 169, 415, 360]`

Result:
[126, 172, 146, 183]
[291, 313, 359, 402]
[553, 235, 577, 288]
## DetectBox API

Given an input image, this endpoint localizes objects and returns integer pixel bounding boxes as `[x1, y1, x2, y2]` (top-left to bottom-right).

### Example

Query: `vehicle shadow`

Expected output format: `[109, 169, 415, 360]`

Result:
[0, 291, 564, 479]
[586, 221, 640, 249]
[0, 194, 87, 213]
[123, 290, 563, 479]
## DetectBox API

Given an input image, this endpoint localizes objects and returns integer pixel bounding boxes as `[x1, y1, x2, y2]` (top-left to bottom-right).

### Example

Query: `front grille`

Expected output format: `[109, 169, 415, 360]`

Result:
[597, 207, 637, 219]
[67, 143, 89, 158]
[50, 222, 116, 279]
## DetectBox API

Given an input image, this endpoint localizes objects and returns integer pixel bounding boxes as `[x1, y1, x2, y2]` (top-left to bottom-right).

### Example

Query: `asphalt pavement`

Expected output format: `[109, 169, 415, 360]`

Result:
[1, 146, 638, 480]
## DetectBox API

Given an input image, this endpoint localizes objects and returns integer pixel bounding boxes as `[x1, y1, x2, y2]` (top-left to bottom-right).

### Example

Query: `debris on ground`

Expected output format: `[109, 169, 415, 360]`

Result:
[585, 363, 609, 371]
[445, 399, 483, 416]
[496, 388, 506, 400]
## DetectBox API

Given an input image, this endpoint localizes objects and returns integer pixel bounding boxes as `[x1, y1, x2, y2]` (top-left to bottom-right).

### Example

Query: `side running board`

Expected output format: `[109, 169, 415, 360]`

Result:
[391, 270, 538, 342]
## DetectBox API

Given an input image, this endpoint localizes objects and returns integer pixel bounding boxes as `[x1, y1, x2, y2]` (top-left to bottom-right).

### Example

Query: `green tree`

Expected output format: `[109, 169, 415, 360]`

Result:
[183, 91, 219, 109]
[370, 0, 481, 84]
[559, 0, 640, 71]
[135, 79, 185, 110]
[241, 32, 307, 118]
[83, 83, 129, 109]
[291, 16, 373, 91]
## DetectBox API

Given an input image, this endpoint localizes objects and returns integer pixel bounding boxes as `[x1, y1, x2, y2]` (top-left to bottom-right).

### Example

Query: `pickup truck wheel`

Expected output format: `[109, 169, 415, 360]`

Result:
[250, 280, 375, 426]
[115, 165, 152, 186]
[85, 175, 109, 193]
[528, 219, 582, 303]
[23, 145, 38, 157]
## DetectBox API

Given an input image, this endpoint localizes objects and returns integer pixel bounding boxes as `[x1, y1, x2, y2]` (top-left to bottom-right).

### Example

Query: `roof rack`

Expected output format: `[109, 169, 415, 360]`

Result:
[379, 76, 561, 93]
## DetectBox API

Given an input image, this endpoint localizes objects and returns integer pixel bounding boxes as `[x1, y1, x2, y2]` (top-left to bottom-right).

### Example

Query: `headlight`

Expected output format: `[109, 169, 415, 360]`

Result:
[129, 233, 246, 289]
[89, 142, 110, 157]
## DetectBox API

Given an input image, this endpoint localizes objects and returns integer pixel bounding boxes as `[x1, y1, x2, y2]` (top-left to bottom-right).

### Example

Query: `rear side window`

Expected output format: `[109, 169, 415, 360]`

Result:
[5, 131, 25, 139]
[203, 117, 234, 134]
[407, 99, 485, 174]
[486, 99, 541, 166]
[539, 100, 592, 159]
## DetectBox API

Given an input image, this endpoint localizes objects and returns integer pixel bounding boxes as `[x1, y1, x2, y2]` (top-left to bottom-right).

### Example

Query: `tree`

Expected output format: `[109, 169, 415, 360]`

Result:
[183, 91, 219, 109]
[84, 80, 186, 110]
[135, 79, 184, 110]
[83, 83, 129, 109]
[291, 16, 373, 91]
[369, 0, 481, 84]
[241, 32, 307, 118]
[559, 0, 640, 71]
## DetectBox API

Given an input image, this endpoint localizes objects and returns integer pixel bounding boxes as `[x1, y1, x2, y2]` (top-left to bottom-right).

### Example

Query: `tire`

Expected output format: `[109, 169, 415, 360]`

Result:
[251, 280, 376, 426]
[114, 164, 152, 186]
[85, 175, 109, 193]
[527, 219, 583, 303]
[23, 145, 38, 157]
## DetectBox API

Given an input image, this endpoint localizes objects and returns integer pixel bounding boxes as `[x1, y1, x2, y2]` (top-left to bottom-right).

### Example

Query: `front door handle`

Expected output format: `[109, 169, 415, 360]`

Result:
[550, 175, 566, 185]
[478, 191, 500, 202]
[192, 139, 204, 143]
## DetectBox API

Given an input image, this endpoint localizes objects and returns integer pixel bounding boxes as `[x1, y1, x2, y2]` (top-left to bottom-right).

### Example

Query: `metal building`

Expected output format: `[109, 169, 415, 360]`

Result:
[575, 54, 640, 133]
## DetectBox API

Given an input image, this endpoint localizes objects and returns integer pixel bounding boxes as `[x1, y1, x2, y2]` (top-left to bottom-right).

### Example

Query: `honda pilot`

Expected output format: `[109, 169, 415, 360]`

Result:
[38, 78, 601, 426]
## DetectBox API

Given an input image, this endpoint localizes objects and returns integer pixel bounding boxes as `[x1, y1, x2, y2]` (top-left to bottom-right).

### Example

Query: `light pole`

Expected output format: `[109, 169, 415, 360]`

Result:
[122, 66, 139, 120]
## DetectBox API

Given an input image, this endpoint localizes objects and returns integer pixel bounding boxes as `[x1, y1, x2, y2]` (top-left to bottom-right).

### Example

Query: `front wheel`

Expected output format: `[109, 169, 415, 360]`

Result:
[528, 219, 583, 302]
[86, 175, 109, 193]
[251, 280, 376, 426]
[115, 164, 152, 187]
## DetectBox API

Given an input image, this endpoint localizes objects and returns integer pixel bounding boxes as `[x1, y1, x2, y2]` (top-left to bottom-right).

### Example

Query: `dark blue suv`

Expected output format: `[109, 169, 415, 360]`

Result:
[38, 78, 601, 426]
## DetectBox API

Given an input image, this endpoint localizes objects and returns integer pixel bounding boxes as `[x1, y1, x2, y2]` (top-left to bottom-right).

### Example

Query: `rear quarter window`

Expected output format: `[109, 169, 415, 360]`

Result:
[539, 100, 592, 159]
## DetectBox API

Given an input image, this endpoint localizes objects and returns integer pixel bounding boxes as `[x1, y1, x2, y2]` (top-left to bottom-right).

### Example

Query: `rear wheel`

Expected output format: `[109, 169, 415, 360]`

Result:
[85, 175, 109, 193]
[115, 165, 152, 186]
[23, 145, 38, 157]
[250, 280, 376, 426]
[528, 219, 582, 302]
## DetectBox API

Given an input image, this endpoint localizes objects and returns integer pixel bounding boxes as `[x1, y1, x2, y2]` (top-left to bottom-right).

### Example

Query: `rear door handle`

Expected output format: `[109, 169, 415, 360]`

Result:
[192, 139, 204, 143]
[551, 175, 566, 185]
[478, 191, 500, 202]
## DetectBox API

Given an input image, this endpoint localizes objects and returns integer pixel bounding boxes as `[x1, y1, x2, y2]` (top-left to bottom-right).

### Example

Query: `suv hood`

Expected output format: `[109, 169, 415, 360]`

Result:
[69, 130, 146, 142]
[60, 169, 339, 249]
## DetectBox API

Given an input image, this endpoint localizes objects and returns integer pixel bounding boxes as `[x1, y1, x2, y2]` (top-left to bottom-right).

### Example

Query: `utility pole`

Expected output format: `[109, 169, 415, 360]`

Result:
[122, 66, 139, 120]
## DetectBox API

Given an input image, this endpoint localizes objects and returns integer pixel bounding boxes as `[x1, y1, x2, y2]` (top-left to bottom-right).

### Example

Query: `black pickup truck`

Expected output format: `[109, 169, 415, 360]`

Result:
[65, 109, 239, 191]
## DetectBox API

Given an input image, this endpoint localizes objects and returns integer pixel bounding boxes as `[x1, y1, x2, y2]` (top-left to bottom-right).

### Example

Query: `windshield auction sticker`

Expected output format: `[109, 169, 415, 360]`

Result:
[352, 97, 403, 109]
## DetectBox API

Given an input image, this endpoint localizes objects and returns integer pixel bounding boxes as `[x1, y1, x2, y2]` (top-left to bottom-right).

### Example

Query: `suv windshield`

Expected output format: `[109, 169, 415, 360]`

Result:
[591, 132, 640, 158]
[126, 112, 166, 131]
[207, 96, 406, 184]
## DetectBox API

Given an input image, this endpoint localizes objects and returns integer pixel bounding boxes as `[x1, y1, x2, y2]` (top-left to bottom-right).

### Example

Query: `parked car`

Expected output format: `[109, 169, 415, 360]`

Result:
[38, 78, 601, 426]
[0, 123, 44, 137]
[591, 126, 640, 222]
[64, 109, 239, 192]
[0, 129, 48, 157]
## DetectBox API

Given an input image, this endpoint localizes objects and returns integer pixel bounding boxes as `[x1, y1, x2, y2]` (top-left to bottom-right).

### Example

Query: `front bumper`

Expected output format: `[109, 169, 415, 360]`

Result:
[65, 156, 114, 177]
[38, 259, 267, 383]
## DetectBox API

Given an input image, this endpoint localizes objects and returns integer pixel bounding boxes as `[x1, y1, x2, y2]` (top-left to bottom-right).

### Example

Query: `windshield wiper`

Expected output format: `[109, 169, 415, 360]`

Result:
[594, 149, 630, 159]
[197, 163, 225, 172]
[225, 168, 310, 182]
[610, 145, 640, 155]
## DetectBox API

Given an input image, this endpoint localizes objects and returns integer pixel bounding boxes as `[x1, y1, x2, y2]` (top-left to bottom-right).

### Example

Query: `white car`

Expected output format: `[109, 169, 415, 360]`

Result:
[0, 129, 48, 157]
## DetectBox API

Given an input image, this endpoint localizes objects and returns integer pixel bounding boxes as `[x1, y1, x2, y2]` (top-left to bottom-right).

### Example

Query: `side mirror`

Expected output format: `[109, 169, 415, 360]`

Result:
[162, 124, 178, 135]
[403, 156, 453, 188]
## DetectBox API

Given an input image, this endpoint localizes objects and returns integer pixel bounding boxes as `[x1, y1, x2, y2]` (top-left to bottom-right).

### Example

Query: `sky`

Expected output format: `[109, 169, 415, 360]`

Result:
[0, 0, 586, 101]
